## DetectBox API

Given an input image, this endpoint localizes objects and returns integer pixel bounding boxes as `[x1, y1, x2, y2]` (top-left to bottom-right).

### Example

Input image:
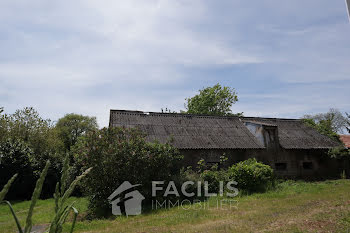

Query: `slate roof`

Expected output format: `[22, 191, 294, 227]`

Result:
[243, 117, 340, 149]
[109, 110, 264, 149]
[109, 110, 340, 150]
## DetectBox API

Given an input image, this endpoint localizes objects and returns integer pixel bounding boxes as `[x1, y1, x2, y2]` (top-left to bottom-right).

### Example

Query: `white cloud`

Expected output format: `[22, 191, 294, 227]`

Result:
[0, 0, 349, 127]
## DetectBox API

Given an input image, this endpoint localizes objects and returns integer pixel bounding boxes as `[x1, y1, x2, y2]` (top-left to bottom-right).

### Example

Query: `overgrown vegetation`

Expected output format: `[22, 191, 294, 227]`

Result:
[0, 99, 348, 228]
[1, 155, 91, 233]
[229, 158, 275, 193]
[1, 180, 350, 233]
[3, 160, 50, 233]
[196, 158, 275, 194]
[0, 139, 34, 199]
[302, 108, 349, 142]
[0, 107, 97, 200]
[48, 155, 92, 233]
[74, 127, 183, 217]
[303, 109, 350, 159]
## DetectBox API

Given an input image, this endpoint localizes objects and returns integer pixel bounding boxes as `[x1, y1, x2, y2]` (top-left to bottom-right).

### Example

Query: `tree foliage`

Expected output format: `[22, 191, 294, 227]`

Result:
[302, 118, 340, 142]
[346, 113, 350, 134]
[0, 107, 64, 160]
[303, 110, 350, 158]
[185, 84, 239, 116]
[75, 127, 183, 217]
[304, 108, 347, 134]
[328, 146, 349, 158]
[2, 108, 65, 197]
[0, 139, 35, 199]
[55, 113, 98, 152]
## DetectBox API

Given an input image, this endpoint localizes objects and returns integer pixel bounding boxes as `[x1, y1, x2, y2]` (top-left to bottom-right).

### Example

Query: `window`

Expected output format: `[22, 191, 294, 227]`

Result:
[275, 163, 287, 171]
[303, 162, 313, 170]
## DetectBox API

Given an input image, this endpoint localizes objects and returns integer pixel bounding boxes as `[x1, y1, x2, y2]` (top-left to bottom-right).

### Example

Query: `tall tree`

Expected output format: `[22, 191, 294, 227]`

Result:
[304, 108, 347, 134]
[346, 113, 350, 134]
[55, 113, 98, 151]
[0, 107, 64, 198]
[0, 107, 63, 156]
[185, 84, 239, 116]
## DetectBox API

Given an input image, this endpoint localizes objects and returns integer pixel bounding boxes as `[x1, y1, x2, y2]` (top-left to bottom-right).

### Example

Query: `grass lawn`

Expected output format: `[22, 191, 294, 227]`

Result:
[1, 180, 350, 233]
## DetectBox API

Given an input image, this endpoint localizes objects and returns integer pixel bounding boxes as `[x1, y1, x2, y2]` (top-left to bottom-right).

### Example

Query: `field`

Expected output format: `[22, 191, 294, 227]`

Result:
[1, 180, 350, 233]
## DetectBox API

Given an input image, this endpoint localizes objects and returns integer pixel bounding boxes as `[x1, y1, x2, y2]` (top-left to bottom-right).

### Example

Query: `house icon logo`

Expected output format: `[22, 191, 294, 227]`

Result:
[108, 181, 145, 216]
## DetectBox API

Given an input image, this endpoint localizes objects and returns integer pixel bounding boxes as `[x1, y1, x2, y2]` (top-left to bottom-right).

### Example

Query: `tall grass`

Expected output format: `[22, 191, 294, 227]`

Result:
[4, 160, 50, 233]
[48, 154, 92, 233]
[0, 173, 17, 202]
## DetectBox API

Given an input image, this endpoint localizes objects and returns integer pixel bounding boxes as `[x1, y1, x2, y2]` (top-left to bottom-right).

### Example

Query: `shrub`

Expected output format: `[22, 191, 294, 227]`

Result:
[0, 107, 65, 199]
[176, 167, 204, 201]
[0, 139, 35, 200]
[200, 169, 229, 194]
[75, 127, 183, 217]
[229, 158, 274, 193]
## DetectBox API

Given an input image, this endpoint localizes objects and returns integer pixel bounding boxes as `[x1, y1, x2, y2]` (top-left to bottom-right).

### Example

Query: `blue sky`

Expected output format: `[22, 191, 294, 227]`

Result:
[1, 0, 350, 127]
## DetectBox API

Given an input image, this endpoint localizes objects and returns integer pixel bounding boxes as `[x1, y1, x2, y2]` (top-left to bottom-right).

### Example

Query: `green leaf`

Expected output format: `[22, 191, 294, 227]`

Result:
[3, 201, 23, 233]
[70, 207, 79, 233]
[0, 173, 17, 202]
[60, 154, 70, 196]
[24, 160, 50, 233]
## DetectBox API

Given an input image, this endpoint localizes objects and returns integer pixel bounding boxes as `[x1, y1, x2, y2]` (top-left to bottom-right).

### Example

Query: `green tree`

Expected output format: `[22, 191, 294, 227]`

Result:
[304, 111, 350, 159]
[0, 107, 6, 141]
[303, 118, 339, 142]
[346, 113, 350, 134]
[185, 84, 239, 116]
[0, 107, 63, 155]
[0, 107, 64, 198]
[55, 113, 98, 152]
[304, 108, 347, 133]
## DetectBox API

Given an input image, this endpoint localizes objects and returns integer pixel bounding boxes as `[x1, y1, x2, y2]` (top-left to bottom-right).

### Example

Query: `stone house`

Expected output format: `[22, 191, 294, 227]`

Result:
[109, 110, 346, 179]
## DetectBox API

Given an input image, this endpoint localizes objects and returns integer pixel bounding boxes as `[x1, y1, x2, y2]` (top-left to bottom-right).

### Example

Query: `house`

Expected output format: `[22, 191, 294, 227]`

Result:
[339, 135, 350, 149]
[109, 110, 346, 179]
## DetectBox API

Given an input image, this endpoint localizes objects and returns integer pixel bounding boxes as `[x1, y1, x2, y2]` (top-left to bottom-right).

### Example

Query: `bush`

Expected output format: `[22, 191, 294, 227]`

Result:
[75, 127, 183, 217]
[200, 169, 229, 194]
[0, 107, 65, 199]
[0, 139, 35, 200]
[229, 158, 274, 193]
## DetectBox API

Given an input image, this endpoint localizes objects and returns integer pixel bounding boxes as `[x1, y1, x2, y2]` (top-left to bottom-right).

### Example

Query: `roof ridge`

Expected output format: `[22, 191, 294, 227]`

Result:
[110, 109, 301, 120]
[110, 109, 241, 119]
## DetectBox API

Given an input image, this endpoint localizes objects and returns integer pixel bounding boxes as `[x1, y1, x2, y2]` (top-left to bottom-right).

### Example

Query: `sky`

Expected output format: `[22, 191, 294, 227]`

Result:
[0, 0, 350, 127]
